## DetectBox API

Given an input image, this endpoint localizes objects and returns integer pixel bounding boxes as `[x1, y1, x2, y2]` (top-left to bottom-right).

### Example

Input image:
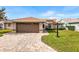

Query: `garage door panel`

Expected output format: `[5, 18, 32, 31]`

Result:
[16, 23, 39, 33]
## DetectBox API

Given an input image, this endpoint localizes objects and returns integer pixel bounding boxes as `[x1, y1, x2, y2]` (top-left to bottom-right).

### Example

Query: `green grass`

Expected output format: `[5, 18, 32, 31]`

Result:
[42, 30, 79, 52]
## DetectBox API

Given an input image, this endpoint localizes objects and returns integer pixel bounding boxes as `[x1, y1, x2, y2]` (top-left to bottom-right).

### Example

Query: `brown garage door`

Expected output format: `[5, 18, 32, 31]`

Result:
[16, 23, 39, 33]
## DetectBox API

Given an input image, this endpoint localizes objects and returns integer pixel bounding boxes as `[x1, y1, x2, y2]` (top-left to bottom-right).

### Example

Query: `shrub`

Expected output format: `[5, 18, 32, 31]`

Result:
[66, 26, 75, 31]
[46, 27, 65, 30]
[58, 28, 66, 30]
[0, 29, 13, 34]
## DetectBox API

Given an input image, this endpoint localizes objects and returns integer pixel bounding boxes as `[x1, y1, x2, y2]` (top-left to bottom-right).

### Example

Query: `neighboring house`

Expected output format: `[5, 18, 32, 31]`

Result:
[63, 18, 79, 31]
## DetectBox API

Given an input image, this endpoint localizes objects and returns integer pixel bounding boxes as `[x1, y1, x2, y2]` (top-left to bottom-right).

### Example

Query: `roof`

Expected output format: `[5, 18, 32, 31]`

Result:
[40, 19, 62, 24]
[64, 18, 79, 23]
[13, 17, 46, 23]
[46, 19, 57, 24]
[3, 17, 57, 24]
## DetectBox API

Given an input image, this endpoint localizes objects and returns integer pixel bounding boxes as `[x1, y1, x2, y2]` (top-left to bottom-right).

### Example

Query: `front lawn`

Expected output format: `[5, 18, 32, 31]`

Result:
[42, 30, 79, 52]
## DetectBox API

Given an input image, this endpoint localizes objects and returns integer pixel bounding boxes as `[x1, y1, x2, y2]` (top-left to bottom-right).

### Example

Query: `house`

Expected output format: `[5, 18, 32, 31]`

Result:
[1, 17, 46, 33]
[63, 18, 79, 31]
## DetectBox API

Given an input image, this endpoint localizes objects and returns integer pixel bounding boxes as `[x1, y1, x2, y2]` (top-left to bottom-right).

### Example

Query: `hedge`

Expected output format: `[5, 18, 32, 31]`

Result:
[0, 29, 13, 34]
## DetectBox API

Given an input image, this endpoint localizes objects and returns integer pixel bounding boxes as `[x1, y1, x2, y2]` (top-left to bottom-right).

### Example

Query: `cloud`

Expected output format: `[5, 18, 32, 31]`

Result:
[41, 10, 65, 19]
[41, 11, 55, 16]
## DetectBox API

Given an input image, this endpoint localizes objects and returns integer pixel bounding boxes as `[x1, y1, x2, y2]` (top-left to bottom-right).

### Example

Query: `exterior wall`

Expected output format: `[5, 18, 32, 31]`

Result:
[75, 25, 79, 31]
[46, 23, 64, 29]
[45, 23, 56, 29]
[58, 24, 64, 28]
[0, 21, 16, 30]
[5, 23, 16, 30]
[39, 23, 44, 33]
[51, 24, 56, 29]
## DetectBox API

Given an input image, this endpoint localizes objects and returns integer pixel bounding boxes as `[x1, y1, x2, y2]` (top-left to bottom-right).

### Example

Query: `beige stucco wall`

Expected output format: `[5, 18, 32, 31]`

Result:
[51, 24, 56, 29]
[5, 23, 16, 30]
[39, 23, 44, 33]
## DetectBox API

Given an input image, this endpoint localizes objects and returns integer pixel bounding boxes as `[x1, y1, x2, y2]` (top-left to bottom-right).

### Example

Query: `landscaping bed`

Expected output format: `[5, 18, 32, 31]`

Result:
[42, 30, 79, 52]
[0, 29, 13, 37]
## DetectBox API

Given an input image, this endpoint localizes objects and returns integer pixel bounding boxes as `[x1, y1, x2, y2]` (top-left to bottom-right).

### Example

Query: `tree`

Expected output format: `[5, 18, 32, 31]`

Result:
[0, 7, 7, 21]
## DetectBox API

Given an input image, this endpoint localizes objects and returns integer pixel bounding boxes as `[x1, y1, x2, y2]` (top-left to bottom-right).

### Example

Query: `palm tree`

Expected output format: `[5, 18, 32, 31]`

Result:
[0, 7, 7, 21]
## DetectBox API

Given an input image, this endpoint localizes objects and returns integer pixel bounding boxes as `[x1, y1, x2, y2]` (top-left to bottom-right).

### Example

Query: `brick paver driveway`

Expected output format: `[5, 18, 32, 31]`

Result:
[0, 33, 56, 52]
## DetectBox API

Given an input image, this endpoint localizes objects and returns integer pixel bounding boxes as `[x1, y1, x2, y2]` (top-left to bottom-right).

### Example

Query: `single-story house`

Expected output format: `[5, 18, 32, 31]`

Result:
[0, 17, 46, 33]
[63, 18, 79, 31]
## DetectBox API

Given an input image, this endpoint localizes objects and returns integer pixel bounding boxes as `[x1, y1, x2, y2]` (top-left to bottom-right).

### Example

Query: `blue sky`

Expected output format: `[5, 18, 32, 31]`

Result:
[0, 6, 79, 19]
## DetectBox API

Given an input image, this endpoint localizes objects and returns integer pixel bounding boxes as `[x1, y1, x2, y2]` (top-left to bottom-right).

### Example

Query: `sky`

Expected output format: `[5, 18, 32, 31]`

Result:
[0, 6, 79, 20]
